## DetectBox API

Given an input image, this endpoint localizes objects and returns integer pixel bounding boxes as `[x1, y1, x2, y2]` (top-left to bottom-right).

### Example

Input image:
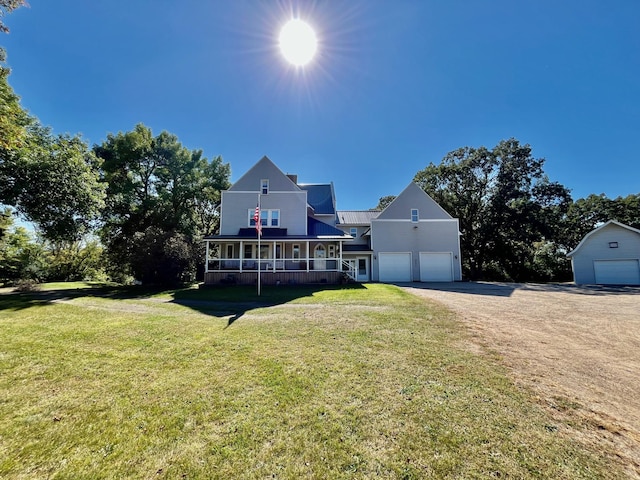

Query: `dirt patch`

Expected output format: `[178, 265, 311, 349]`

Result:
[402, 282, 640, 478]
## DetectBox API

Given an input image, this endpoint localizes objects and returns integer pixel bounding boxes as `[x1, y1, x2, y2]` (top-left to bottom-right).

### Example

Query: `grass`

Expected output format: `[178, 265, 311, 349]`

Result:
[0, 282, 618, 479]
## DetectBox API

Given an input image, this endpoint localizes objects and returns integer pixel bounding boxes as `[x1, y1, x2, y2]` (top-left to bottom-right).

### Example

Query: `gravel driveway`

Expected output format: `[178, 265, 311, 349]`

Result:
[402, 282, 640, 477]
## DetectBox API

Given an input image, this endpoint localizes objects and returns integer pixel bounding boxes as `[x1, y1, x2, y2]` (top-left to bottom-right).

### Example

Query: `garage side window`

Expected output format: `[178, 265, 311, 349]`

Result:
[411, 209, 419, 222]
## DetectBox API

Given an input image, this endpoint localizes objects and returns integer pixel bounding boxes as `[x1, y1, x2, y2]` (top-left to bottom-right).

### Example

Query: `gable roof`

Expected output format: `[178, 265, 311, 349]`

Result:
[299, 183, 336, 215]
[376, 182, 453, 220]
[567, 220, 640, 257]
[228, 156, 300, 192]
[337, 210, 380, 225]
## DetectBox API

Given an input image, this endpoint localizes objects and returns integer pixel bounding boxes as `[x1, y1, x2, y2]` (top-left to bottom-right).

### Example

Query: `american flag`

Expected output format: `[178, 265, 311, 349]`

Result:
[253, 205, 261, 236]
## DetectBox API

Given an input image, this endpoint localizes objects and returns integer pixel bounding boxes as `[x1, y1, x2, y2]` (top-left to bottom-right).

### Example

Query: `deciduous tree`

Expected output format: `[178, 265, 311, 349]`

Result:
[95, 124, 230, 285]
[414, 139, 571, 281]
[375, 195, 396, 211]
[1, 124, 105, 244]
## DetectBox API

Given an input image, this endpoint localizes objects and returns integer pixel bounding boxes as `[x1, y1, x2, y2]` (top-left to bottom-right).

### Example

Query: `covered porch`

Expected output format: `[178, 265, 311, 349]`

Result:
[204, 237, 355, 285]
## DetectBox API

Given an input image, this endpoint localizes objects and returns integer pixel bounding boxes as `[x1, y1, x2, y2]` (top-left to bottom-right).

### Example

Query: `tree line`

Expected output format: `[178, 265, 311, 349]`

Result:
[0, 121, 230, 286]
[378, 140, 639, 282]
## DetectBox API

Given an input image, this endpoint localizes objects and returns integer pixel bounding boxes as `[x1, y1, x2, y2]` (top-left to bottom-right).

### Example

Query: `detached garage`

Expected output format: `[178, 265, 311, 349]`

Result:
[568, 220, 640, 285]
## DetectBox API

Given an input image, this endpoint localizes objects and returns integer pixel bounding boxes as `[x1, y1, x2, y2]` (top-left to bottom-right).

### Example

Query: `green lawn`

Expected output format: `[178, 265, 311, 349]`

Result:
[0, 283, 616, 479]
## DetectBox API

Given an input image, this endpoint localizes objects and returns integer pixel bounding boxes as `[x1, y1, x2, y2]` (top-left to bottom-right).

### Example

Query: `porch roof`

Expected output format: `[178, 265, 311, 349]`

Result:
[205, 234, 351, 241]
[342, 245, 373, 253]
[204, 217, 352, 241]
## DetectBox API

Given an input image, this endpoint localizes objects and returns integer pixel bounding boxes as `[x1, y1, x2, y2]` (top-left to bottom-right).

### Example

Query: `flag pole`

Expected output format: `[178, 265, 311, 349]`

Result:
[257, 193, 261, 297]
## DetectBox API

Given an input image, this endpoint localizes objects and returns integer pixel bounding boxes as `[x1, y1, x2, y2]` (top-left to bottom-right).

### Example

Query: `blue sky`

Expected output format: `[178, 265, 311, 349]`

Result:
[3, 0, 639, 210]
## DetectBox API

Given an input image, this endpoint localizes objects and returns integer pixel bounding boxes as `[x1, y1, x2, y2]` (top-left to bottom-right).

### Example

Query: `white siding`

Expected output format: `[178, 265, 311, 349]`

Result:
[221, 191, 308, 235]
[372, 219, 461, 282]
[229, 156, 300, 192]
[570, 223, 640, 284]
[377, 182, 452, 220]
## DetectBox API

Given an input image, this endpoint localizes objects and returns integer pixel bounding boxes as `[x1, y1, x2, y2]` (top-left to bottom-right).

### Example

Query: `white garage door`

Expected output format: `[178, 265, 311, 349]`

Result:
[378, 253, 412, 282]
[420, 252, 453, 282]
[593, 259, 640, 285]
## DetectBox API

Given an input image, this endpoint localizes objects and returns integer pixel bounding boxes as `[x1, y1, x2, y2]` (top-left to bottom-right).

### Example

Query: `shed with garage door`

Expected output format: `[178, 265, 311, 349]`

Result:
[567, 220, 640, 285]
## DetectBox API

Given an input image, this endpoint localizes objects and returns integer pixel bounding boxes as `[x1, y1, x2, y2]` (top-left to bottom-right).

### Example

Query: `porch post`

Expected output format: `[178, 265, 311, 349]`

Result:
[339, 241, 343, 272]
[205, 240, 210, 273]
[272, 241, 276, 273]
[306, 241, 310, 272]
[240, 241, 243, 273]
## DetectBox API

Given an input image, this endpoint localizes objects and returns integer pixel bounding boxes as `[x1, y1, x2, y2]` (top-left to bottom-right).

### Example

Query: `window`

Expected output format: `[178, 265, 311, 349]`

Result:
[358, 258, 367, 276]
[292, 244, 300, 262]
[328, 244, 336, 258]
[244, 244, 254, 259]
[226, 244, 234, 259]
[411, 209, 419, 222]
[261, 179, 269, 195]
[248, 209, 280, 227]
[350, 227, 358, 238]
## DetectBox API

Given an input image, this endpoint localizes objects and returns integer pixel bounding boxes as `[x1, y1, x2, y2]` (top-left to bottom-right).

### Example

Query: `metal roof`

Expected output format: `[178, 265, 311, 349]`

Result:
[336, 210, 380, 225]
[299, 184, 336, 215]
[307, 217, 352, 237]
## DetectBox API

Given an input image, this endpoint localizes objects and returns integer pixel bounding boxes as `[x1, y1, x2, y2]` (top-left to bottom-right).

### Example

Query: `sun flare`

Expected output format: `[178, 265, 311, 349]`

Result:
[278, 19, 318, 67]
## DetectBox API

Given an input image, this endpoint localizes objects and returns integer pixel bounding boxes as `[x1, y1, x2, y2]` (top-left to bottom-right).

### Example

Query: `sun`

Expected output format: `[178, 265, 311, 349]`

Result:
[278, 19, 318, 67]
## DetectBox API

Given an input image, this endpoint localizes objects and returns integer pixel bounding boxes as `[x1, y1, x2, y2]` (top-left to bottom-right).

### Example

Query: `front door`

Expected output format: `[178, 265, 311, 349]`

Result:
[314, 244, 326, 270]
[356, 257, 369, 282]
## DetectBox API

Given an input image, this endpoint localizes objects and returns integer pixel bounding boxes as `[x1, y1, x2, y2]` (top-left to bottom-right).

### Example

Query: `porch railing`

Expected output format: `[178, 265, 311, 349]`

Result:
[342, 260, 357, 281]
[206, 256, 341, 273]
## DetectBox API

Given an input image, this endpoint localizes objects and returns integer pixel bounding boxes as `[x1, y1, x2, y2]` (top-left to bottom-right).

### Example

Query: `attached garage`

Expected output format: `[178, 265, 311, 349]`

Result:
[568, 220, 640, 285]
[593, 260, 640, 285]
[378, 252, 412, 282]
[420, 252, 454, 282]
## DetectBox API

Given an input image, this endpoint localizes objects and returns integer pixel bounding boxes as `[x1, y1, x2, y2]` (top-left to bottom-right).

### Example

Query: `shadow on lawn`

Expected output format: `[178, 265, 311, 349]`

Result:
[171, 283, 368, 326]
[0, 283, 368, 327]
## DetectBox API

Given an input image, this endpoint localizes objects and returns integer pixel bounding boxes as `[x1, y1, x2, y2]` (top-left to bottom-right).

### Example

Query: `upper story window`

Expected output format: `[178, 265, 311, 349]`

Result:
[270, 210, 279, 226]
[350, 227, 358, 238]
[261, 179, 269, 195]
[411, 209, 419, 222]
[249, 209, 280, 227]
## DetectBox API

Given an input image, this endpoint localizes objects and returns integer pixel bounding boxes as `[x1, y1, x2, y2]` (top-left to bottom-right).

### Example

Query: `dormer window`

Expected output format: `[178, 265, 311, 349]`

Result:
[411, 209, 419, 222]
[261, 179, 269, 195]
[350, 227, 358, 238]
